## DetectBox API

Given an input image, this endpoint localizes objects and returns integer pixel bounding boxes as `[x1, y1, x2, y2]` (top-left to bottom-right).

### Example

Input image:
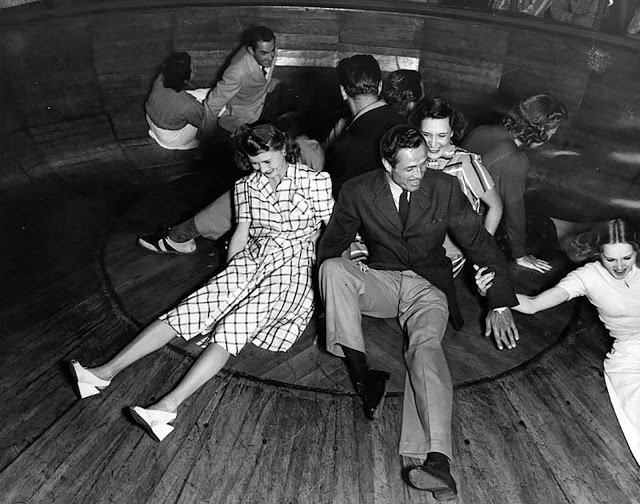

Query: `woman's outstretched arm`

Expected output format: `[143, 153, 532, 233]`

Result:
[513, 286, 570, 314]
[227, 221, 250, 262]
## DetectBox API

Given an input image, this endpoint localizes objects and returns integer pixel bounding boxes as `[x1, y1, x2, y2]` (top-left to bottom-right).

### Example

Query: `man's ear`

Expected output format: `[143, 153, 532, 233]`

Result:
[382, 157, 393, 174]
[247, 45, 255, 57]
[339, 85, 348, 101]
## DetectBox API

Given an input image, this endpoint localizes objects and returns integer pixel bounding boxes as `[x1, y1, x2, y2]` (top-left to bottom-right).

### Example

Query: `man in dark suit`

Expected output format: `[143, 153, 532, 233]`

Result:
[317, 125, 519, 499]
[325, 54, 405, 196]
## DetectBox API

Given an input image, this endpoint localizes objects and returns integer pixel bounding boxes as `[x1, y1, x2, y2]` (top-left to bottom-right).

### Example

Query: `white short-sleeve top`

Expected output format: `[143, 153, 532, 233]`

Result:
[557, 262, 640, 342]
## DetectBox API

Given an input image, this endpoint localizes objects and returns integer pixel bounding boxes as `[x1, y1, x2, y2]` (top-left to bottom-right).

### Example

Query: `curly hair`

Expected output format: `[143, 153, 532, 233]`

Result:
[234, 122, 300, 171]
[408, 96, 467, 144]
[565, 218, 640, 264]
[161, 52, 191, 92]
[382, 70, 423, 117]
[380, 125, 425, 167]
[337, 54, 381, 98]
[503, 94, 568, 147]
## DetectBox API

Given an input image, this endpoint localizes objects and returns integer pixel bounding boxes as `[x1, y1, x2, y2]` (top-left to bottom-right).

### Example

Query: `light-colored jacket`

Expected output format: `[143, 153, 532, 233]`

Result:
[201, 46, 276, 134]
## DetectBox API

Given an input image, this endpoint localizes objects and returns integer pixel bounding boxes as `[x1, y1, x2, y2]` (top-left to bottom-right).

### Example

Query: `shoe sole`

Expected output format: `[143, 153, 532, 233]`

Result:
[129, 407, 163, 442]
[408, 467, 457, 500]
[137, 236, 196, 255]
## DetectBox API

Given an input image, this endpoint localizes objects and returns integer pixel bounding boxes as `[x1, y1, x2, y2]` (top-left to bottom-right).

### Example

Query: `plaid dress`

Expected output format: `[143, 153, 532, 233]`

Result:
[160, 163, 333, 355]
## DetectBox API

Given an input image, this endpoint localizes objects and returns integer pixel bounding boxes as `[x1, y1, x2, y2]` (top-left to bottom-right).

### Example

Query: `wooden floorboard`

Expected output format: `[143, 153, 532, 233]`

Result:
[2, 168, 640, 504]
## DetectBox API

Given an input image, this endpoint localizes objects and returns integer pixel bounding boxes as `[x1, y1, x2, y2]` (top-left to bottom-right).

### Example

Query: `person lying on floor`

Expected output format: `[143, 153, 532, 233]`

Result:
[475, 218, 640, 465]
[69, 123, 333, 441]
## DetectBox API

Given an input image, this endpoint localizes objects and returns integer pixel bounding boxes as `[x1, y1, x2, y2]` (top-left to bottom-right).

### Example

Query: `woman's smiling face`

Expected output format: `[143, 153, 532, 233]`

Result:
[419, 117, 453, 160]
[600, 242, 637, 280]
[248, 148, 287, 179]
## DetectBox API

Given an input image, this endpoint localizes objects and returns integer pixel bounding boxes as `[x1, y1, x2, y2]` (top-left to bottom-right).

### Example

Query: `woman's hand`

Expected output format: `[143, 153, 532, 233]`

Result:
[515, 254, 552, 273]
[474, 265, 495, 297]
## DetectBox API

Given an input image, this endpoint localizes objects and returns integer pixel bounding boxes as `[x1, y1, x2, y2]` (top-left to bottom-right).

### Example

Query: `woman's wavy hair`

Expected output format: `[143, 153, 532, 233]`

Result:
[408, 96, 467, 144]
[234, 122, 300, 171]
[382, 70, 423, 117]
[161, 52, 192, 92]
[503, 94, 568, 147]
[565, 218, 640, 264]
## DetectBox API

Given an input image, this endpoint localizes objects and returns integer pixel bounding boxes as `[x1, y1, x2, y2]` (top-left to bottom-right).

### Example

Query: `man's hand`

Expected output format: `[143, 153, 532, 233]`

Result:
[485, 308, 519, 350]
[514, 254, 552, 273]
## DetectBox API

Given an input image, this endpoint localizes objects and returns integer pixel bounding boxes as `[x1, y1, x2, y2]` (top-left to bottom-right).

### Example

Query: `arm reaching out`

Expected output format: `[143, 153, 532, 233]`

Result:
[513, 286, 570, 314]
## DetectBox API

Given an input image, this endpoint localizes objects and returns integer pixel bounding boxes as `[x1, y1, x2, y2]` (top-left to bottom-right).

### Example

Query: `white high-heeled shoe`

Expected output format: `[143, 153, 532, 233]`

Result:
[69, 360, 111, 399]
[129, 406, 177, 442]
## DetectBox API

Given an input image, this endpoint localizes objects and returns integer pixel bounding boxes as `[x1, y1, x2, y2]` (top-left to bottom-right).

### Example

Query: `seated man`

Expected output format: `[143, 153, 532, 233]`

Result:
[317, 125, 519, 499]
[200, 25, 280, 138]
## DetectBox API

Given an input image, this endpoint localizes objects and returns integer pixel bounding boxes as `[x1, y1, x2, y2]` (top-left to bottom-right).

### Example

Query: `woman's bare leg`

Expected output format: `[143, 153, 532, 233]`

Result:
[87, 320, 178, 381]
[148, 342, 230, 413]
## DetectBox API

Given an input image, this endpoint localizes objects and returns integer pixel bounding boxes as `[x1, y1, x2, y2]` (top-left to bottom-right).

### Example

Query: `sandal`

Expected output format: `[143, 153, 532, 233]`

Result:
[137, 231, 196, 255]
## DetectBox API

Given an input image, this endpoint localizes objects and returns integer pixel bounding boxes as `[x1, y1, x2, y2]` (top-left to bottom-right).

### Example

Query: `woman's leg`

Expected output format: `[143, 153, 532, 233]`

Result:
[88, 320, 178, 381]
[148, 342, 230, 413]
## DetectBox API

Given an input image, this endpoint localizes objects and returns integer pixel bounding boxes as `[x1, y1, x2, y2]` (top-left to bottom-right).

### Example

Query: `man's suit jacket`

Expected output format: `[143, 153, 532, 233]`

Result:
[201, 47, 276, 134]
[325, 104, 404, 196]
[318, 168, 517, 329]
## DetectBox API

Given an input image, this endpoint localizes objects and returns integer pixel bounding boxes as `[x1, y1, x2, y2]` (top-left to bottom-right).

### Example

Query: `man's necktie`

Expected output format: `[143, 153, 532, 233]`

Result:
[261, 66, 268, 78]
[399, 189, 409, 228]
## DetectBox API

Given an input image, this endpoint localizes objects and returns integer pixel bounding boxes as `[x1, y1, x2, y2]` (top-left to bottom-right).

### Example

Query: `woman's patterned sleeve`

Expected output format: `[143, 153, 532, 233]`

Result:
[466, 152, 495, 195]
[234, 177, 251, 223]
[309, 171, 334, 221]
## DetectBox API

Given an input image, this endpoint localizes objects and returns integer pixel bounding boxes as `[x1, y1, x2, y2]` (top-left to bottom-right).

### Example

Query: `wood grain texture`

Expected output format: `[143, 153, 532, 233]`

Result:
[1, 158, 640, 503]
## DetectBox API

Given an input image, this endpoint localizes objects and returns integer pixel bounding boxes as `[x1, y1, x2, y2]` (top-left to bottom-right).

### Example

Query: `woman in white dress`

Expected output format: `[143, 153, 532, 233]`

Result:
[478, 218, 640, 464]
[69, 123, 334, 441]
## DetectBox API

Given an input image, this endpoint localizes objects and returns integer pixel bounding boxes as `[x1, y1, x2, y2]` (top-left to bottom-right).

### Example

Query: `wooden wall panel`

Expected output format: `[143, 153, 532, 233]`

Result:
[91, 10, 175, 140]
[0, 3, 638, 216]
[420, 17, 509, 59]
[1, 19, 102, 127]
[417, 18, 507, 106]
[337, 12, 421, 71]
[499, 30, 590, 110]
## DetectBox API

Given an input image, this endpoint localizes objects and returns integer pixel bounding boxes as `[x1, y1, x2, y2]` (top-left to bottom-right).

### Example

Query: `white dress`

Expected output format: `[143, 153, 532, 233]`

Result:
[160, 163, 333, 355]
[557, 262, 640, 464]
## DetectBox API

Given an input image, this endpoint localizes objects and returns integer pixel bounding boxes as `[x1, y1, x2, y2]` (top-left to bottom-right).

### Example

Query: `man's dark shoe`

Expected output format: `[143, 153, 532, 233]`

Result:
[408, 453, 457, 501]
[355, 369, 390, 419]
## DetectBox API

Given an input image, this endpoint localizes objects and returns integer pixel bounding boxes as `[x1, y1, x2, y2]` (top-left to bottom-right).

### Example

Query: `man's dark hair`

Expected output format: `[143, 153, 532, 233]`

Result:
[245, 26, 276, 50]
[161, 52, 191, 91]
[380, 125, 425, 167]
[337, 54, 381, 98]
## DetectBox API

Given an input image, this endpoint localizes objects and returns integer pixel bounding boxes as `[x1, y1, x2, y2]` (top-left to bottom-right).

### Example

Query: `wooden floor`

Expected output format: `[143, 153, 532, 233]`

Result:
[1, 157, 639, 504]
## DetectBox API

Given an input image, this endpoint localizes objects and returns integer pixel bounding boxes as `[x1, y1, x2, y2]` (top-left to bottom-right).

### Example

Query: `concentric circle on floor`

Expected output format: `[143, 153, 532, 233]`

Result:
[102, 172, 576, 395]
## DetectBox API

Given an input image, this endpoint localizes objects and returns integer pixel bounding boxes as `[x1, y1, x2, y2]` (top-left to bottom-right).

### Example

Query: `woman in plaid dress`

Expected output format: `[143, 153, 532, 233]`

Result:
[69, 123, 334, 441]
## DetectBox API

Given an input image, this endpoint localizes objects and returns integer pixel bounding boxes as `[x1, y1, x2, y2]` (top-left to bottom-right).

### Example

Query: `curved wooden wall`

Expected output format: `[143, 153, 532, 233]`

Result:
[1, 1, 639, 219]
